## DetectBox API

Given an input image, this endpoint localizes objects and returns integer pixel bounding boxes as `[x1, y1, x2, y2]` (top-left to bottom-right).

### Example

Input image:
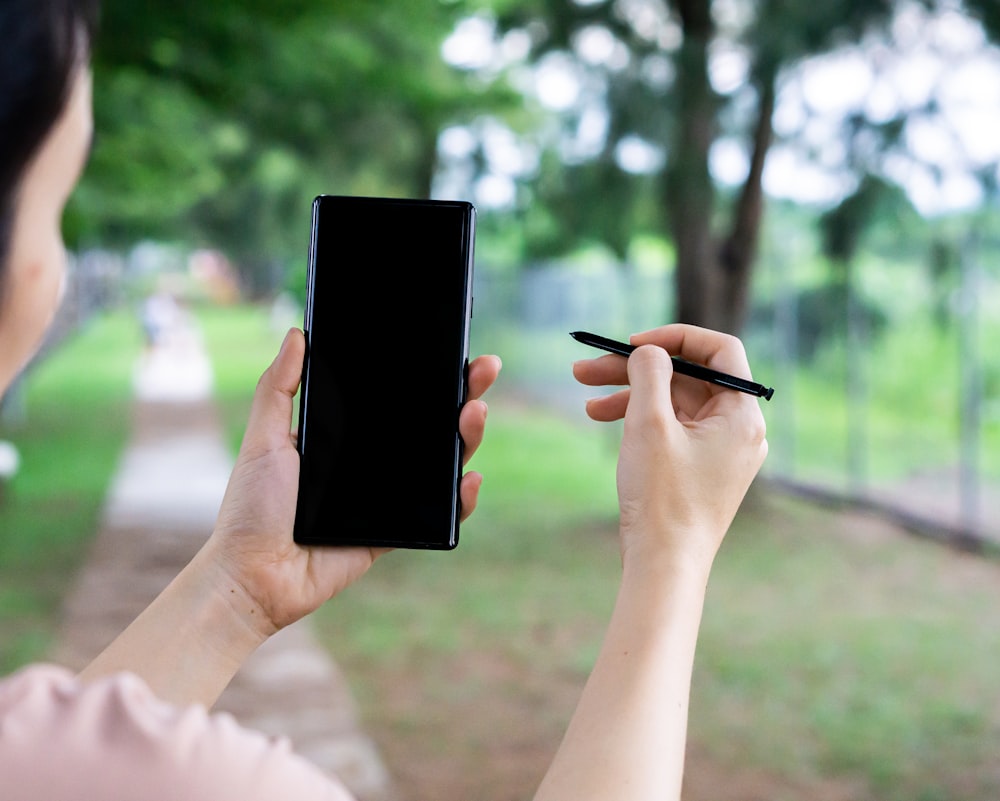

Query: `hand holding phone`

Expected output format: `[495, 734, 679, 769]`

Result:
[293, 195, 476, 549]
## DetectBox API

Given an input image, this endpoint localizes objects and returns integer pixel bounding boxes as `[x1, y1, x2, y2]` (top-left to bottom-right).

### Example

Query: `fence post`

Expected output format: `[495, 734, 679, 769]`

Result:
[845, 257, 868, 497]
[771, 239, 797, 477]
[957, 230, 981, 536]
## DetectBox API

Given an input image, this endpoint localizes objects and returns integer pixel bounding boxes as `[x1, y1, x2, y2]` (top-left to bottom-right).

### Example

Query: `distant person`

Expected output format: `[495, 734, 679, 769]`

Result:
[0, 2, 766, 801]
[138, 289, 180, 349]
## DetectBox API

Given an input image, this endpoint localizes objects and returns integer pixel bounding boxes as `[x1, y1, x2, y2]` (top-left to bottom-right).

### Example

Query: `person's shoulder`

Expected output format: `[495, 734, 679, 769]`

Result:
[0, 662, 77, 710]
[0, 663, 356, 801]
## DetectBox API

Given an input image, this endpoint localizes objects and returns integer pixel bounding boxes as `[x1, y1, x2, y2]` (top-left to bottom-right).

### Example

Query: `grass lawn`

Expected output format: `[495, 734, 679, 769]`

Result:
[8, 302, 995, 801]
[191, 303, 1000, 801]
[691, 491, 1000, 801]
[0, 310, 142, 672]
[311, 401, 1000, 801]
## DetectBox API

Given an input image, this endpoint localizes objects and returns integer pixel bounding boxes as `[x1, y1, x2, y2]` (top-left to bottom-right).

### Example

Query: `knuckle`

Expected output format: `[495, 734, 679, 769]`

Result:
[748, 411, 768, 445]
[719, 331, 746, 355]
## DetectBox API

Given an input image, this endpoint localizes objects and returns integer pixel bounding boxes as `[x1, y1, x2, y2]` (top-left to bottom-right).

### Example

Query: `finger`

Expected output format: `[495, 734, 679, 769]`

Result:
[459, 471, 483, 521]
[583, 345, 678, 422]
[468, 354, 501, 400]
[583, 388, 630, 422]
[630, 324, 753, 381]
[459, 399, 488, 463]
[572, 353, 630, 387]
[241, 328, 305, 453]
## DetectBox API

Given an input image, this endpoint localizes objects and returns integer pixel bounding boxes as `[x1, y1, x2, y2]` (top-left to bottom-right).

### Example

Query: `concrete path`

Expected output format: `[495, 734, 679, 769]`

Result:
[51, 314, 395, 801]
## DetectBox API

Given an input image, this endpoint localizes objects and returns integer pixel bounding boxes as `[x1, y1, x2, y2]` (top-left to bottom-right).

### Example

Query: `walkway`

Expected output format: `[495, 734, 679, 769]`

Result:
[51, 316, 396, 801]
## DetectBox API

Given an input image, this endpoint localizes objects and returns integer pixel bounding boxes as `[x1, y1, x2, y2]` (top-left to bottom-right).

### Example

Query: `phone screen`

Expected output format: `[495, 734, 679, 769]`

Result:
[293, 195, 476, 549]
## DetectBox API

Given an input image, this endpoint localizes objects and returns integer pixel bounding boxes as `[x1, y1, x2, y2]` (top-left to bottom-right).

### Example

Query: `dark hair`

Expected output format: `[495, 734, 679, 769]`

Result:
[0, 0, 100, 297]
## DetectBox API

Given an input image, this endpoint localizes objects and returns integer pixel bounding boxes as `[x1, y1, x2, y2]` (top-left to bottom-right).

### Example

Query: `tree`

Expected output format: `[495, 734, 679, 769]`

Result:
[488, 0, 999, 334]
[74, 0, 513, 294]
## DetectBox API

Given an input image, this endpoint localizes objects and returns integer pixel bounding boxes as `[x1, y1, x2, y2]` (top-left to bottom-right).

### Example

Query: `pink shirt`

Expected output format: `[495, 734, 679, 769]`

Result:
[0, 664, 356, 801]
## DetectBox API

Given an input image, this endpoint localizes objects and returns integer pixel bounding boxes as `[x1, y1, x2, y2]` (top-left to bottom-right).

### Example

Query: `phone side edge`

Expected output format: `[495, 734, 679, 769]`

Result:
[291, 198, 323, 544]
[449, 202, 476, 550]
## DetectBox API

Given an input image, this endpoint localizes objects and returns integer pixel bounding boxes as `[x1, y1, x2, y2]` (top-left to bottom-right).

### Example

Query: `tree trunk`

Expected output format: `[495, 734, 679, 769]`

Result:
[664, 0, 777, 336]
[416, 135, 439, 200]
[717, 76, 776, 334]
[663, 0, 718, 328]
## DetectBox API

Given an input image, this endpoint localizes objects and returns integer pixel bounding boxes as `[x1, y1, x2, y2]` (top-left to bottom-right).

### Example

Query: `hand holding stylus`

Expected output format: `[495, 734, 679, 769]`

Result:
[544, 324, 769, 801]
[571, 323, 770, 550]
[570, 330, 774, 400]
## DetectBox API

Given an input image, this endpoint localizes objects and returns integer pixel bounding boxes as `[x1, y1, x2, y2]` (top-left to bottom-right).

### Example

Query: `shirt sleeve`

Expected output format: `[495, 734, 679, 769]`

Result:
[0, 664, 358, 801]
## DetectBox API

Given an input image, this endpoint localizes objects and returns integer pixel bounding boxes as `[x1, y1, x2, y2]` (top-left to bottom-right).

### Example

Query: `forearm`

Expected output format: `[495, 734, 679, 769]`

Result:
[534, 549, 710, 801]
[77, 541, 272, 709]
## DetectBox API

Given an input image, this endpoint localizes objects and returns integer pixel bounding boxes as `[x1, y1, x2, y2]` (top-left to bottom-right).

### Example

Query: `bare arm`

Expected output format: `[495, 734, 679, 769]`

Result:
[79, 329, 502, 709]
[535, 556, 710, 800]
[536, 325, 768, 801]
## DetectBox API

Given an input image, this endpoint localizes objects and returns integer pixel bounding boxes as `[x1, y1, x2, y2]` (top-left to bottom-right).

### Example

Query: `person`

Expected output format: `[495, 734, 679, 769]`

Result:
[0, 1, 768, 799]
[138, 287, 181, 349]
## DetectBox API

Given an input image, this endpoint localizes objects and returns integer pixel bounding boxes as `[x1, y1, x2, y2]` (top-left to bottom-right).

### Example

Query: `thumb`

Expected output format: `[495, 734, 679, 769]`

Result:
[624, 344, 676, 428]
[241, 328, 305, 454]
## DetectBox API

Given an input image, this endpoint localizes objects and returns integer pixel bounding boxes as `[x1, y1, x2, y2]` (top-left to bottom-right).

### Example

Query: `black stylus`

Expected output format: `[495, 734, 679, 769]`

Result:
[570, 331, 774, 401]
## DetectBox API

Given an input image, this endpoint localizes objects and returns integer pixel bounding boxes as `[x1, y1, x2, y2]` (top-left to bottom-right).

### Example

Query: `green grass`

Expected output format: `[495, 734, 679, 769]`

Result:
[754, 311, 1000, 487]
[304, 329, 998, 799]
[317, 474, 1000, 801]
[0, 303, 286, 673]
[314, 399, 622, 662]
[0, 310, 142, 671]
[693, 492, 1000, 799]
[194, 303, 291, 451]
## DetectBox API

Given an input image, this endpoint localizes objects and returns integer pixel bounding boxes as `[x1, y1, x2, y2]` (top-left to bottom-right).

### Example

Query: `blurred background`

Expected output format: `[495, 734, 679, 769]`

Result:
[2, 1, 1000, 799]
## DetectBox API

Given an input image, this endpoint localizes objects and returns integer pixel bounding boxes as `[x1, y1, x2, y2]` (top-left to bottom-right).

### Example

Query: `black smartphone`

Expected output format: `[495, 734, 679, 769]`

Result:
[292, 195, 476, 549]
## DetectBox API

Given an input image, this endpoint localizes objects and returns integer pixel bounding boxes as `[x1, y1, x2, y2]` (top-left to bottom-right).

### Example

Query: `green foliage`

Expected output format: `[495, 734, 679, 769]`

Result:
[819, 177, 891, 264]
[750, 0, 897, 69]
[753, 298, 1000, 486]
[490, 0, 1000, 331]
[522, 152, 662, 262]
[966, 0, 1000, 40]
[71, 69, 228, 245]
[72, 0, 1000, 336]
[786, 280, 889, 362]
[78, 0, 516, 291]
